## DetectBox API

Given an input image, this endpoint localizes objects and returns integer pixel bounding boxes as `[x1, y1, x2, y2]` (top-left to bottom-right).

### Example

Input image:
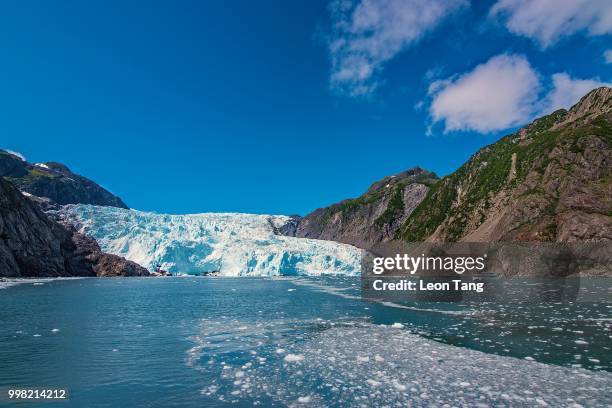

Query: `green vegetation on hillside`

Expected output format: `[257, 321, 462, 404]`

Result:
[374, 184, 405, 227]
[398, 106, 611, 242]
[319, 170, 438, 228]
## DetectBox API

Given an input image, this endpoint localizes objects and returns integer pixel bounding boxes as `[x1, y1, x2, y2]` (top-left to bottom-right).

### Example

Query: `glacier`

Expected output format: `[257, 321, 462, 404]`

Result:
[57, 204, 361, 277]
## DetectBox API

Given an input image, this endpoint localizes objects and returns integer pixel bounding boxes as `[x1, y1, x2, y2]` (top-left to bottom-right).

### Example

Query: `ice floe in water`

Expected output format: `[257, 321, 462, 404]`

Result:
[57, 204, 361, 276]
[187, 320, 612, 407]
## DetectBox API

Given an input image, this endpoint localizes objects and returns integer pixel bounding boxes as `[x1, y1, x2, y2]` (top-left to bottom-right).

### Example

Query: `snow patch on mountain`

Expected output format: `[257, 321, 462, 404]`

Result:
[58, 205, 361, 276]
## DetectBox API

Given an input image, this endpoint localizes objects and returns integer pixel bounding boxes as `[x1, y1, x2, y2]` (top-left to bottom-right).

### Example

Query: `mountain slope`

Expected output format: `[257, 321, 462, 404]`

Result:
[399, 87, 612, 242]
[0, 150, 127, 208]
[294, 167, 438, 249]
[0, 177, 148, 277]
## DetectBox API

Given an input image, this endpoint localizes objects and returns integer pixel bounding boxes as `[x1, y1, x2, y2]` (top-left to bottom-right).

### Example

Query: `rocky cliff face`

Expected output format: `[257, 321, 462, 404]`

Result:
[0, 151, 128, 208]
[0, 177, 148, 277]
[399, 87, 612, 243]
[293, 167, 438, 249]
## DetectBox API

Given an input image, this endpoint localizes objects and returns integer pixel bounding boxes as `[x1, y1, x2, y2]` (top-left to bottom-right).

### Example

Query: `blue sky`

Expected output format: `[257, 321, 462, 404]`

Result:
[1, 0, 610, 215]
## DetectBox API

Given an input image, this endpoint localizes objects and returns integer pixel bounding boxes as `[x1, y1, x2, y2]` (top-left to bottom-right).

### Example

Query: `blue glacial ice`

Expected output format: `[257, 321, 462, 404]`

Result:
[58, 204, 361, 276]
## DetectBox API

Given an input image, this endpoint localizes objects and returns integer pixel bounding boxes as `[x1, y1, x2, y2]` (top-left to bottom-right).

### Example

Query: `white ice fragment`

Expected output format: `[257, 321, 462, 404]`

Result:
[392, 381, 407, 391]
[366, 379, 381, 387]
[284, 354, 305, 363]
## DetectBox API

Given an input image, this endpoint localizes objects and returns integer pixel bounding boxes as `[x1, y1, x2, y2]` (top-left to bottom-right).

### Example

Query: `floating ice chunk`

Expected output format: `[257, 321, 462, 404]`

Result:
[574, 340, 589, 345]
[206, 323, 612, 407]
[51, 329, 60, 333]
[391, 323, 404, 329]
[366, 379, 381, 387]
[392, 381, 407, 391]
[297, 396, 311, 403]
[284, 354, 305, 363]
[588, 358, 600, 363]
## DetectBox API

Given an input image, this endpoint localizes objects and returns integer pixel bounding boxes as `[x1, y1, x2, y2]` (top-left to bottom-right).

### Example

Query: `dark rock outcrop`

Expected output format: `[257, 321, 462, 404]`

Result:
[67, 232, 150, 277]
[0, 177, 148, 277]
[270, 216, 301, 237]
[0, 151, 128, 208]
[293, 167, 438, 249]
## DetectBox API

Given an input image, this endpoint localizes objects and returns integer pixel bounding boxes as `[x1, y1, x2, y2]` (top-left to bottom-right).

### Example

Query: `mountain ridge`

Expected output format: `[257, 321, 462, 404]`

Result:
[0, 177, 148, 277]
[399, 86, 611, 243]
[289, 87, 611, 248]
[0, 150, 128, 208]
[291, 167, 439, 249]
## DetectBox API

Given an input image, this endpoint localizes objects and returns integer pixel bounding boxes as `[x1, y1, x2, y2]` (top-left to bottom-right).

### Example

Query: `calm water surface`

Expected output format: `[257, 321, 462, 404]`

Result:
[0, 277, 610, 407]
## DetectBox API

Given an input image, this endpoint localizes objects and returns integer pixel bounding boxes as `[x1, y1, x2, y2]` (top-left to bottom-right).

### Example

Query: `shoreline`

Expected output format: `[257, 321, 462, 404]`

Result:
[0, 276, 88, 290]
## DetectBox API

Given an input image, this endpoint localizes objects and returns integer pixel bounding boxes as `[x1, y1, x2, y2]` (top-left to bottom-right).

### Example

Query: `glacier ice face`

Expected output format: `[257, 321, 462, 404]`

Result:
[58, 205, 361, 276]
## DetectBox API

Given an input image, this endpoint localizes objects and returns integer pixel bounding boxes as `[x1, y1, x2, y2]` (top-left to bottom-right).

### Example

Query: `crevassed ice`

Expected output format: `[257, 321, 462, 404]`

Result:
[60, 205, 361, 276]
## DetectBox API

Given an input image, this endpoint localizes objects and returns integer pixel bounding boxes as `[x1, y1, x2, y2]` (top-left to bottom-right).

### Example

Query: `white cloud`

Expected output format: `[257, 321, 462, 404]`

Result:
[428, 54, 541, 133]
[604, 49, 612, 64]
[540, 73, 610, 112]
[490, 0, 612, 48]
[427, 54, 610, 134]
[327, 0, 467, 96]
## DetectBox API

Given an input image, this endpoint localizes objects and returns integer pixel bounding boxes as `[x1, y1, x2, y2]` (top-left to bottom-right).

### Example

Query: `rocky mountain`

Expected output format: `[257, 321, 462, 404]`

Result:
[0, 177, 148, 277]
[292, 167, 438, 249]
[398, 87, 612, 243]
[0, 150, 128, 208]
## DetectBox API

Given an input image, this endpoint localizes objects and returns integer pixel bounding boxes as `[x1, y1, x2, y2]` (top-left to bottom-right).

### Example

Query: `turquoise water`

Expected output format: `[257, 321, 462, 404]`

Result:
[1, 277, 611, 407]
